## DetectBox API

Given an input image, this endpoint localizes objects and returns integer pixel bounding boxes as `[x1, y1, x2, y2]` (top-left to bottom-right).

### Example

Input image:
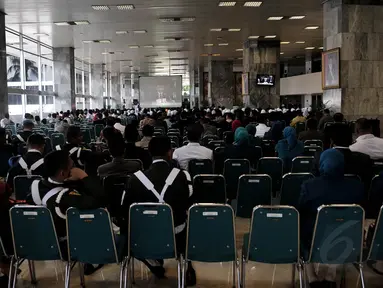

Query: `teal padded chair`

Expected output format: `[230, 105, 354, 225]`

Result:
[168, 131, 180, 137]
[44, 137, 53, 155]
[261, 140, 275, 157]
[291, 156, 315, 173]
[169, 128, 180, 134]
[202, 135, 219, 147]
[103, 175, 131, 220]
[372, 159, 383, 176]
[241, 206, 303, 287]
[188, 159, 213, 179]
[169, 136, 179, 147]
[368, 206, 383, 265]
[81, 129, 92, 145]
[304, 140, 323, 148]
[14, 175, 43, 200]
[304, 145, 322, 157]
[184, 204, 239, 288]
[153, 131, 163, 137]
[94, 124, 104, 138]
[252, 146, 263, 170]
[223, 131, 234, 144]
[208, 140, 225, 151]
[295, 122, 306, 136]
[192, 174, 226, 204]
[236, 175, 272, 218]
[213, 147, 225, 174]
[129, 203, 181, 288]
[307, 205, 365, 287]
[344, 174, 361, 182]
[51, 133, 65, 149]
[224, 159, 251, 200]
[9, 205, 62, 288]
[280, 173, 314, 208]
[257, 157, 283, 196]
[66, 208, 126, 288]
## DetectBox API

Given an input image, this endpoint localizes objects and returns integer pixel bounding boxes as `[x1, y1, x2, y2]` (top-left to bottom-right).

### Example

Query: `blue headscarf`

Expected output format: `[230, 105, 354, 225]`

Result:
[283, 127, 297, 149]
[319, 149, 345, 178]
[234, 127, 249, 146]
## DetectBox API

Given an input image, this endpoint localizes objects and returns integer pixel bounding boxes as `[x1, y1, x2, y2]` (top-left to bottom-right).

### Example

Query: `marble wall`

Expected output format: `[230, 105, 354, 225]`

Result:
[53, 47, 75, 112]
[0, 12, 7, 117]
[91, 64, 104, 109]
[211, 60, 235, 107]
[323, 1, 383, 118]
[243, 40, 280, 108]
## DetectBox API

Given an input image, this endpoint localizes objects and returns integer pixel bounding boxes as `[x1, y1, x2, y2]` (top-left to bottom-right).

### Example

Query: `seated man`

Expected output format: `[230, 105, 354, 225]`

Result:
[350, 118, 383, 160]
[135, 124, 153, 149]
[123, 136, 196, 285]
[173, 123, 213, 171]
[298, 118, 324, 142]
[6, 134, 46, 192]
[298, 149, 364, 288]
[98, 133, 141, 178]
[12, 119, 34, 154]
[27, 150, 107, 274]
[0, 128, 14, 179]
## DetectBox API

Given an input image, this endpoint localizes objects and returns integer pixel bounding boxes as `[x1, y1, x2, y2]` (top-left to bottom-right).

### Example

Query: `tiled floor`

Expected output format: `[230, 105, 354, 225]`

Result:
[10, 218, 383, 287]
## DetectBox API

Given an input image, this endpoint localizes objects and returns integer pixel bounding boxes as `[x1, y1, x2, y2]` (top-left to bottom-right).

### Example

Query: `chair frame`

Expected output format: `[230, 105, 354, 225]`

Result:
[8, 205, 63, 288]
[13, 175, 43, 201]
[241, 205, 304, 288]
[128, 203, 182, 288]
[280, 172, 314, 204]
[65, 207, 127, 288]
[291, 156, 315, 173]
[192, 174, 227, 203]
[183, 203, 239, 288]
[307, 204, 365, 288]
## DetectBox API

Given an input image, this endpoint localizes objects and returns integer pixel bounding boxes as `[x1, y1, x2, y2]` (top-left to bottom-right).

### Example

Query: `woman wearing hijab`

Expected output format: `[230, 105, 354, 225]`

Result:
[245, 124, 262, 146]
[275, 127, 304, 172]
[298, 149, 364, 288]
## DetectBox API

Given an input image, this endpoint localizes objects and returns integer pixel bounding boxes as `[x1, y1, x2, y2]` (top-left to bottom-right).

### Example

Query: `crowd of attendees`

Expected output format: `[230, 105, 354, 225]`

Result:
[0, 105, 382, 287]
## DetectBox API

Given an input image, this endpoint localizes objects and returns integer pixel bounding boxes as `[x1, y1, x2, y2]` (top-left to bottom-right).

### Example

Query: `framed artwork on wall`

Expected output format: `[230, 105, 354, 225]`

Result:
[242, 73, 249, 95]
[322, 48, 340, 90]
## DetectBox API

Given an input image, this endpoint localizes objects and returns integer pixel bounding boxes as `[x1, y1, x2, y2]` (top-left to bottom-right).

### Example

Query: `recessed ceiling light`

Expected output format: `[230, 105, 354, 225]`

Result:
[98, 40, 111, 43]
[129, 45, 139, 48]
[295, 41, 305, 44]
[210, 28, 223, 32]
[143, 45, 154, 48]
[218, 43, 229, 46]
[305, 26, 319, 30]
[200, 53, 209, 56]
[280, 41, 290, 44]
[244, 1, 262, 7]
[92, 5, 110, 10]
[204, 44, 214, 46]
[116, 4, 135, 10]
[34, 33, 49, 37]
[54, 22, 70, 26]
[267, 16, 284, 20]
[218, 1, 236, 7]
[289, 15, 305, 20]
[236, 48, 243, 51]
[264, 35, 276, 38]
[248, 35, 259, 39]
[280, 52, 284, 55]
[74, 20, 90, 25]
[228, 28, 241, 32]
[212, 53, 221, 56]
[305, 47, 315, 50]
[116, 30, 128, 34]
[133, 30, 147, 34]
[318, 47, 323, 49]
[82, 40, 94, 43]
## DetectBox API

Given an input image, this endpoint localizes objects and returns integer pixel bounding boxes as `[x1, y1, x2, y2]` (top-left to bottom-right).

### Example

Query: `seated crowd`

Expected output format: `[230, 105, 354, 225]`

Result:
[0, 106, 382, 288]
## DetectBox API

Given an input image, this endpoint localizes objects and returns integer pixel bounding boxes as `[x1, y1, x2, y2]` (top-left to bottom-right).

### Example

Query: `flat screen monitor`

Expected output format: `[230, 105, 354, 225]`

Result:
[256, 74, 275, 86]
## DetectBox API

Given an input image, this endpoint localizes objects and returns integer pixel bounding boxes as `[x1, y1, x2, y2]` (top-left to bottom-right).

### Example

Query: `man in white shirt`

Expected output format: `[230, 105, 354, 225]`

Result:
[349, 118, 383, 160]
[0, 113, 12, 128]
[255, 116, 270, 138]
[173, 123, 213, 170]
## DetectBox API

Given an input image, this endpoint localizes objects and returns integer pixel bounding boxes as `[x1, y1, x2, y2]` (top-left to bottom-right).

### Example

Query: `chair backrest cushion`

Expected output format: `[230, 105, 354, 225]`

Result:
[192, 174, 226, 204]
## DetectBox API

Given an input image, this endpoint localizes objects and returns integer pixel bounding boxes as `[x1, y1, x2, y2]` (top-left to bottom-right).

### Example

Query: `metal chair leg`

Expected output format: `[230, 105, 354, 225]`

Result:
[12, 258, 19, 288]
[65, 261, 72, 288]
[292, 263, 296, 288]
[177, 256, 182, 288]
[124, 257, 129, 288]
[359, 263, 366, 288]
[79, 263, 85, 287]
[240, 255, 245, 288]
[119, 258, 127, 288]
[297, 263, 304, 288]
[236, 260, 240, 288]
[181, 259, 186, 288]
[28, 260, 37, 285]
[131, 258, 135, 285]
[7, 256, 15, 288]
[232, 261, 236, 288]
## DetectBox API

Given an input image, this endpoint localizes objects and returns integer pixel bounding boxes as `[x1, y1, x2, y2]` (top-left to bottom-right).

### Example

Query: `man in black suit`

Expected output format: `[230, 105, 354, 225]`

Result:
[123, 136, 196, 286]
[12, 119, 34, 154]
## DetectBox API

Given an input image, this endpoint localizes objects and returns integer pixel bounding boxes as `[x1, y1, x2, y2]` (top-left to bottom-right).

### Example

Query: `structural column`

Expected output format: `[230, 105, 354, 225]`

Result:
[323, 0, 383, 120]
[91, 64, 104, 109]
[111, 73, 121, 108]
[211, 60, 234, 107]
[243, 40, 280, 108]
[0, 12, 7, 118]
[53, 47, 75, 112]
[207, 56, 212, 106]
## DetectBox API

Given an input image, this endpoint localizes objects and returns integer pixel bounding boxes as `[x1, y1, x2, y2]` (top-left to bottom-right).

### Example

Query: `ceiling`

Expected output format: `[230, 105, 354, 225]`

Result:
[1, 0, 324, 77]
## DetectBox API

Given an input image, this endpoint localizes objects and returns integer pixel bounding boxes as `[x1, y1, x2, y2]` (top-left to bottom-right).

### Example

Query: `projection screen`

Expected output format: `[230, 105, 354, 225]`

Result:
[139, 76, 182, 108]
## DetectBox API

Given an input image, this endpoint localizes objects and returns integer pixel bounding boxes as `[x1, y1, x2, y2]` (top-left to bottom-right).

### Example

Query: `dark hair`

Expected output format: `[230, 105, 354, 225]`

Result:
[324, 109, 330, 114]
[333, 113, 344, 122]
[187, 123, 204, 142]
[142, 125, 154, 137]
[52, 113, 57, 118]
[330, 126, 352, 147]
[124, 124, 139, 142]
[148, 136, 171, 157]
[103, 127, 118, 142]
[296, 110, 303, 117]
[356, 118, 372, 132]
[44, 150, 71, 177]
[66, 126, 81, 142]
[108, 133, 125, 157]
[106, 117, 116, 127]
[35, 116, 40, 122]
[115, 118, 121, 124]
[226, 113, 233, 120]
[257, 115, 266, 124]
[5, 113, 9, 118]
[306, 118, 318, 130]
[27, 134, 46, 146]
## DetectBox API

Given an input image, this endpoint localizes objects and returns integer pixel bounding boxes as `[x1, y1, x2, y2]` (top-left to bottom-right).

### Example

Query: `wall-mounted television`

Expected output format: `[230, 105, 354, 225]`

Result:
[256, 74, 275, 86]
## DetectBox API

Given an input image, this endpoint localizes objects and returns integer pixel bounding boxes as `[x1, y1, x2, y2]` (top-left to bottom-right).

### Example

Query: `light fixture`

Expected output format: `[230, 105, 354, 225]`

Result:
[305, 47, 315, 50]
[267, 16, 284, 20]
[264, 35, 276, 38]
[200, 53, 209, 56]
[116, 4, 135, 10]
[129, 45, 139, 48]
[98, 39, 111, 43]
[228, 28, 241, 32]
[82, 40, 94, 43]
[248, 35, 259, 39]
[143, 45, 154, 48]
[212, 53, 221, 56]
[54, 22, 71, 26]
[289, 16, 305, 20]
[210, 28, 223, 32]
[204, 44, 214, 47]
[305, 26, 319, 30]
[295, 41, 305, 44]
[92, 5, 110, 10]
[160, 17, 196, 22]
[102, 51, 115, 55]
[74, 20, 90, 25]
[318, 47, 323, 49]
[280, 52, 284, 55]
[116, 30, 128, 34]
[34, 33, 49, 37]
[280, 41, 290, 44]
[244, 1, 262, 7]
[218, 43, 229, 46]
[218, 1, 236, 6]
[133, 30, 147, 34]
[236, 48, 243, 51]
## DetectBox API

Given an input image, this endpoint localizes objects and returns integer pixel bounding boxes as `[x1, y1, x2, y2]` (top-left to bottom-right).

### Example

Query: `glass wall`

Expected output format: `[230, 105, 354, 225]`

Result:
[6, 28, 55, 123]
[74, 58, 91, 109]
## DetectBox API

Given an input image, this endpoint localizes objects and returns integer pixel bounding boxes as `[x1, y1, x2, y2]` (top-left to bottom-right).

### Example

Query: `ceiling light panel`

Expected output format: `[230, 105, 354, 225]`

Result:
[280, 52, 284, 55]
[218, 43, 229, 46]
[212, 53, 221, 56]
[82, 40, 94, 43]
[218, 1, 236, 6]
[129, 45, 139, 48]
[133, 30, 147, 33]
[305, 47, 315, 50]
[116, 4, 135, 10]
[54, 22, 70, 26]
[248, 35, 259, 39]
[267, 16, 284, 20]
[143, 45, 154, 48]
[318, 47, 324, 49]
[98, 40, 111, 43]
[116, 30, 128, 34]
[264, 35, 276, 38]
[244, 2, 262, 7]
[204, 44, 214, 46]
[92, 5, 110, 10]
[280, 41, 290, 44]
[228, 28, 241, 32]
[289, 15, 305, 19]
[236, 48, 243, 51]
[305, 26, 319, 30]
[74, 20, 90, 25]
[295, 41, 305, 44]
[210, 28, 222, 32]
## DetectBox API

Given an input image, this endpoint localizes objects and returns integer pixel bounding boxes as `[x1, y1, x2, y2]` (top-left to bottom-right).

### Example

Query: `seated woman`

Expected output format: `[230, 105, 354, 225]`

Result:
[245, 124, 262, 147]
[275, 127, 304, 172]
